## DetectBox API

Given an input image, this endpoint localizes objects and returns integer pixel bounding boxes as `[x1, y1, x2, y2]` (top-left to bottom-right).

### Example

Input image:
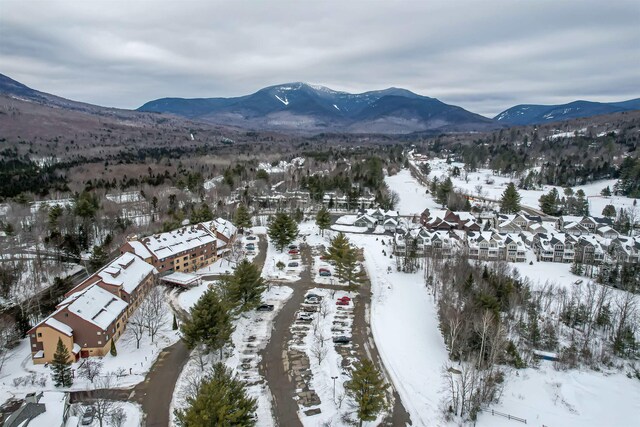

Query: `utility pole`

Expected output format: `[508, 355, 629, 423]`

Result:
[331, 375, 338, 401]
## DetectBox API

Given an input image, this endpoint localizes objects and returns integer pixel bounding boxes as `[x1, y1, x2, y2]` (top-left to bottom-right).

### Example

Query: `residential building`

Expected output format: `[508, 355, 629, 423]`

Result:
[2, 392, 70, 427]
[533, 232, 576, 263]
[609, 236, 640, 264]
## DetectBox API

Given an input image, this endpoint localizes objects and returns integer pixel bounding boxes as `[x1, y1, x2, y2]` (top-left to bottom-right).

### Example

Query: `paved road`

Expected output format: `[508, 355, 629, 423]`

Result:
[260, 241, 411, 426]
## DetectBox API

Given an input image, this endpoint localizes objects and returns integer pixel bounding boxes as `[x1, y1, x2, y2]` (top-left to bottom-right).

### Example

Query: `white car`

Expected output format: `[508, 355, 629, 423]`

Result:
[297, 312, 314, 321]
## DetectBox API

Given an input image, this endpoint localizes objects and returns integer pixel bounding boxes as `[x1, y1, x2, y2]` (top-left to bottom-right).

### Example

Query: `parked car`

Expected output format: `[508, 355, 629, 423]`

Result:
[256, 304, 275, 312]
[246, 245, 256, 251]
[305, 293, 323, 300]
[288, 262, 299, 268]
[305, 296, 320, 304]
[318, 267, 330, 272]
[246, 235, 257, 241]
[333, 336, 351, 344]
[288, 249, 300, 254]
[288, 244, 298, 250]
[319, 271, 332, 277]
[336, 300, 349, 306]
[320, 255, 329, 260]
[338, 296, 351, 302]
[81, 406, 95, 426]
[297, 312, 314, 321]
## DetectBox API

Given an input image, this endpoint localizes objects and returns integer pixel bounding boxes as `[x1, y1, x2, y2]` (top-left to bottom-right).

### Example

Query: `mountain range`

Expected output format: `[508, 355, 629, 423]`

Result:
[1, 73, 639, 134]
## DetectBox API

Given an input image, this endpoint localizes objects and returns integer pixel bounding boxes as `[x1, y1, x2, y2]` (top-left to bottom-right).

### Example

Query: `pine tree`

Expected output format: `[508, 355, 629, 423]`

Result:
[436, 178, 453, 207]
[233, 204, 252, 231]
[172, 313, 178, 330]
[110, 339, 117, 357]
[315, 207, 331, 236]
[294, 208, 304, 223]
[51, 338, 73, 387]
[181, 289, 234, 356]
[602, 204, 616, 218]
[267, 212, 298, 251]
[539, 188, 561, 215]
[500, 182, 521, 214]
[345, 359, 388, 426]
[88, 245, 108, 272]
[575, 189, 589, 216]
[175, 363, 257, 426]
[190, 203, 213, 224]
[224, 259, 266, 311]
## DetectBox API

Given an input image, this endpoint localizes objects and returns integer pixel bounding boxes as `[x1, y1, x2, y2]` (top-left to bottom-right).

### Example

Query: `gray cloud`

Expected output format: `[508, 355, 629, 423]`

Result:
[1, 0, 638, 117]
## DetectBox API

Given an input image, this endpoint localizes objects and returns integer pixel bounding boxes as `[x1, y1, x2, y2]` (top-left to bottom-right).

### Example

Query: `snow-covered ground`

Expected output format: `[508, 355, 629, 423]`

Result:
[385, 169, 439, 215]
[261, 236, 304, 282]
[290, 287, 361, 426]
[352, 233, 449, 426]
[171, 285, 293, 427]
[382, 164, 640, 427]
[0, 299, 180, 404]
[68, 401, 143, 427]
[422, 157, 638, 216]
[330, 224, 369, 233]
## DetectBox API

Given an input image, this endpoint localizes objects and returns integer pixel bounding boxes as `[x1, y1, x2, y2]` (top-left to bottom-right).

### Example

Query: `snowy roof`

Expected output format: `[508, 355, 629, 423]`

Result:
[161, 272, 200, 285]
[127, 240, 152, 259]
[96, 252, 157, 295]
[211, 217, 237, 241]
[28, 392, 68, 426]
[60, 284, 127, 331]
[44, 318, 73, 336]
[141, 225, 215, 259]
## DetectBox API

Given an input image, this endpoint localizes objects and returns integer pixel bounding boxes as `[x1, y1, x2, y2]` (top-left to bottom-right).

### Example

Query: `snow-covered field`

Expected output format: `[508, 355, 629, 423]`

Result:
[385, 169, 439, 215]
[353, 233, 449, 426]
[422, 157, 638, 215]
[0, 300, 180, 404]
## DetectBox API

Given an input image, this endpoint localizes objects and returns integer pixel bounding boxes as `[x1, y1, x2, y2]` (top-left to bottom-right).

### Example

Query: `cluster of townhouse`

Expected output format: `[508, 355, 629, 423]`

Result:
[27, 218, 237, 365]
[353, 208, 400, 232]
[391, 208, 640, 266]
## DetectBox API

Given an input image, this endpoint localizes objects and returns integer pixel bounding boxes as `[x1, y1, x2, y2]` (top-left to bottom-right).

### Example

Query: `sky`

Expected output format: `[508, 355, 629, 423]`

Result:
[1, 0, 639, 117]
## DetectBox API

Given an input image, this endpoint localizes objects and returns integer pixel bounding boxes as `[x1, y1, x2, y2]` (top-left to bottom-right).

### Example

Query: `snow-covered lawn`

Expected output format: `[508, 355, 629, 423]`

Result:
[171, 285, 293, 427]
[335, 215, 357, 225]
[477, 363, 640, 427]
[0, 300, 180, 404]
[353, 233, 449, 426]
[330, 224, 369, 233]
[385, 169, 439, 215]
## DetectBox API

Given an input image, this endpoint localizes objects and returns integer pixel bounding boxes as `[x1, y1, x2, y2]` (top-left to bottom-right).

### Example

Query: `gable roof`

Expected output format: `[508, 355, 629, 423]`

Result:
[58, 285, 127, 331]
[96, 252, 156, 295]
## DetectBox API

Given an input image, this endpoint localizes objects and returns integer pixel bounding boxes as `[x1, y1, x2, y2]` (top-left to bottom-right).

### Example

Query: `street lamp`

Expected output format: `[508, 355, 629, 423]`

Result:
[331, 376, 338, 401]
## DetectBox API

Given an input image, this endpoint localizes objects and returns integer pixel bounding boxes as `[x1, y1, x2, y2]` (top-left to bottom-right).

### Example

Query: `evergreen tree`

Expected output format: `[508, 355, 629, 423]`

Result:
[602, 204, 616, 218]
[315, 207, 331, 236]
[172, 313, 178, 330]
[88, 245, 108, 272]
[233, 204, 252, 231]
[224, 259, 266, 312]
[575, 189, 589, 216]
[539, 188, 561, 215]
[500, 182, 521, 214]
[181, 289, 234, 356]
[110, 339, 117, 356]
[601, 186, 612, 196]
[51, 338, 73, 387]
[436, 178, 453, 207]
[175, 363, 257, 426]
[190, 203, 213, 224]
[345, 359, 388, 426]
[294, 208, 304, 223]
[267, 212, 298, 251]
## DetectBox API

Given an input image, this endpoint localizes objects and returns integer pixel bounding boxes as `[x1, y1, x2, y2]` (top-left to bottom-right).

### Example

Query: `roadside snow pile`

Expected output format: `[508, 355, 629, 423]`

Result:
[171, 285, 293, 427]
[335, 215, 357, 225]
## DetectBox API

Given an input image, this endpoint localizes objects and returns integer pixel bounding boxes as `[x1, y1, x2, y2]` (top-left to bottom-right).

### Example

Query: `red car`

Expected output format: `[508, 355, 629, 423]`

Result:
[319, 267, 330, 273]
[338, 296, 351, 302]
[288, 249, 300, 254]
[336, 300, 349, 306]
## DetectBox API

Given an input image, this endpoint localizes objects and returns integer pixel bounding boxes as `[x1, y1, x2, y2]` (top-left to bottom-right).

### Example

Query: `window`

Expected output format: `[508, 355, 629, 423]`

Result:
[97, 331, 101, 335]
[97, 341, 102, 345]
[32, 344, 36, 348]
[31, 334, 35, 338]
[37, 333, 42, 338]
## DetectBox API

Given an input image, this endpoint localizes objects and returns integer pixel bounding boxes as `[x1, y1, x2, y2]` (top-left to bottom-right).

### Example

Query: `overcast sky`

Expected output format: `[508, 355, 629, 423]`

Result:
[1, 0, 639, 117]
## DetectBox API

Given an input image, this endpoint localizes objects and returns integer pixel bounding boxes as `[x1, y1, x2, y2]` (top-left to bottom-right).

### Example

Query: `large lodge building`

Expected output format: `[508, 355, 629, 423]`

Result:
[28, 218, 237, 364]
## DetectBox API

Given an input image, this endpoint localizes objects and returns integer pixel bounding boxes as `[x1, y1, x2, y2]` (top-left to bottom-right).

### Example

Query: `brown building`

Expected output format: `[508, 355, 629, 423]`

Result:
[28, 253, 156, 364]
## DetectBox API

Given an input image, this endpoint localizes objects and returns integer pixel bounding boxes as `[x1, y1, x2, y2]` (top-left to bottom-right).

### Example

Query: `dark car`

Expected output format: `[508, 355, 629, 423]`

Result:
[288, 262, 299, 267]
[256, 304, 275, 311]
[305, 293, 323, 300]
[246, 235, 257, 241]
[333, 336, 351, 344]
[319, 271, 332, 277]
[288, 244, 298, 250]
[81, 406, 95, 426]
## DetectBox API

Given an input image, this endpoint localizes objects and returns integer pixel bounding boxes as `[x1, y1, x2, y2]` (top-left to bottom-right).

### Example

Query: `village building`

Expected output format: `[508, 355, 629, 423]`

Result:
[533, 232, 576, 263]
[27, 253, 156, 364]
